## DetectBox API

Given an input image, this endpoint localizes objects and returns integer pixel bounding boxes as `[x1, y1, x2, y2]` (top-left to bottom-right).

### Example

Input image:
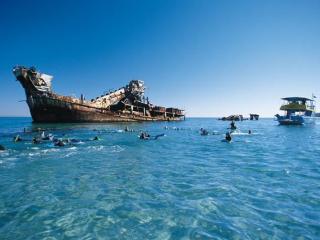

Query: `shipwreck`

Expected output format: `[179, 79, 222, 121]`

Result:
[13, 66, 185, 123]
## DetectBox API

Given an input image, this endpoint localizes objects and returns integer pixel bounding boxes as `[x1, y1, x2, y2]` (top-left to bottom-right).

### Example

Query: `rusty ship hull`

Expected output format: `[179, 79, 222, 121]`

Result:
[14, 66, 185, 123]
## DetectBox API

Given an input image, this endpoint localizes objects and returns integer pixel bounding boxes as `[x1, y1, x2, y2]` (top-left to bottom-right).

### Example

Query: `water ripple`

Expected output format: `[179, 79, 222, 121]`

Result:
[0, 118, 320, 239]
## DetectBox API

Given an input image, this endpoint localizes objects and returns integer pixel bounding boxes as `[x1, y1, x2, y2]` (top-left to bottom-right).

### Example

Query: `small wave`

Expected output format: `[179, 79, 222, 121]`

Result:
[231, 131, 252, 136]
[64, 152, 77, 157]
[41, 148, 59, 154]
[7, 157, 18, 161]
[109, 145, 124, 153]
[28, 152, 41, 157]
[0, 151, 10, 157]
[86, 145, 105, 151]
[85, 145, 124, 153]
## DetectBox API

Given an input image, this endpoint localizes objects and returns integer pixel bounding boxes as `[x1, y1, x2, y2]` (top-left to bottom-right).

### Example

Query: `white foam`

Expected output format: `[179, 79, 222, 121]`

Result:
[65, 152, 77, 157]
[87, 145, 105, 151]
[28, 152, 40, 157]
[110, 145, 125, 153]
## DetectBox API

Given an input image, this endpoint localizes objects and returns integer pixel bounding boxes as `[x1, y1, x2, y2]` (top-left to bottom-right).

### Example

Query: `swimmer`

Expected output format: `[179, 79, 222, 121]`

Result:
[124, 126, 129, 132]
[13, 135, 22, 142]
[140, 132, 163, 140]
[54, 139, 66, 147]
[200, 128, 209, 136]
[41, 131, 51, 140]
[225, 132, 232, 142]
[32, 137, 41, 144]
[48, 134, 54, 141]
[0, 144, 5, 151]
[230, 121, 237, 130]
[139, 132, 150, 140]
[248, 130, 252, 134]
[93, 136, 100, 141]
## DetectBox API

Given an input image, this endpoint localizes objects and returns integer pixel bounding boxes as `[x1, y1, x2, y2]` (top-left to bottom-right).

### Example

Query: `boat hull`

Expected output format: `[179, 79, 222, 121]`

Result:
[276, 115, 316, 125]
[27, 94, 182, 123]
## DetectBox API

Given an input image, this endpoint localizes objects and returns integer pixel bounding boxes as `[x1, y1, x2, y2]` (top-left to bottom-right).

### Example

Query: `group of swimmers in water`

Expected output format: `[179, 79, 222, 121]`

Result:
[200, 120, 252, 143]
[8, 130, 102, 149]
[0, 121, 254, 151]
[0, 126, 162, 151]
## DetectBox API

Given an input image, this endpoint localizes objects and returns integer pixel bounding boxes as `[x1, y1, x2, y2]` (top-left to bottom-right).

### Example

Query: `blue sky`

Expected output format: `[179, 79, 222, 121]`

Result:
[0, 0, 319, 117]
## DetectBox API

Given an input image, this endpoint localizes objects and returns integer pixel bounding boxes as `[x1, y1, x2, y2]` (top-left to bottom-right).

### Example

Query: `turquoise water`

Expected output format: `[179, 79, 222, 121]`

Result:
[0, 117, 319, 239]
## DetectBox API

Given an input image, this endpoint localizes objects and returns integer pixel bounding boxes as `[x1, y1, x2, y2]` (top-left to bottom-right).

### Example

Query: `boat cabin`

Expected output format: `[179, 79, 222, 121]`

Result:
[280, 97, 315, 117]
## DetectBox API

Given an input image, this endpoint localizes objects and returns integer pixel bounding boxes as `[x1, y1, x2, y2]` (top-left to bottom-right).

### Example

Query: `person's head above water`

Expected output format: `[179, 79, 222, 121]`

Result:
[225, 132, 232, 141]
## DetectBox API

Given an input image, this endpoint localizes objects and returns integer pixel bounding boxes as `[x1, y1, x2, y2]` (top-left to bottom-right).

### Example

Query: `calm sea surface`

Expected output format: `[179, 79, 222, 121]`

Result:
[0, 117, 319, 239]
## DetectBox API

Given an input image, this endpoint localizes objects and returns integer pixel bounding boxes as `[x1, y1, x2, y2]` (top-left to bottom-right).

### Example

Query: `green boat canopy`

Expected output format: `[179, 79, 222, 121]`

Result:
[281, 97, 314, 102]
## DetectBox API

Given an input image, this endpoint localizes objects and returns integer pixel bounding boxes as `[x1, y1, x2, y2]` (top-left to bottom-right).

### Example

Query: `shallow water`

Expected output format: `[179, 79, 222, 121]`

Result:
[0, 117, 320, 239]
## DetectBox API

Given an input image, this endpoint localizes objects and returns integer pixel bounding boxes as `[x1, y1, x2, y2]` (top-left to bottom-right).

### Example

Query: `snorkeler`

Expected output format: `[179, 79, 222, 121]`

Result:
[40, 131, 52, 140]
[139, 132, 150, 140]
[54, 139, 66, 147]
[32, 137, 41, 144]
[139, 132, 163, 140]
[13, 135, 22, 142]
[225, 132, 232, 142]
[200, 128, 209, 136]
[230, 121, 237, 130]
[48, 134, 54, 141]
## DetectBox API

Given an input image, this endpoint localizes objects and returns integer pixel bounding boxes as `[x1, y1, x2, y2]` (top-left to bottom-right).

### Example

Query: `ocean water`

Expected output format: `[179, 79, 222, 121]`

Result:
[0, 117, 319, 240]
